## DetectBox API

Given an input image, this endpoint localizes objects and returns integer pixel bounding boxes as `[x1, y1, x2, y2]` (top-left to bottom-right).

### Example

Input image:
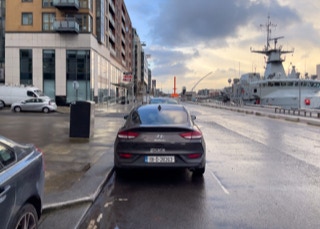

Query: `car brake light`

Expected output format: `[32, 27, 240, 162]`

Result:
[119, 153, 133, 159]
[117, 131, 139, 139]
[304, 98, 311, 106]
[187, 153, 202, 159]
[180, 131, 202, 139]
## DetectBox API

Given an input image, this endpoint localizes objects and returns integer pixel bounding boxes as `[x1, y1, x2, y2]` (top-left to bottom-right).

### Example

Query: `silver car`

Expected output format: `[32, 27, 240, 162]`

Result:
[11, 98, 57, 113]
[0, 135, 45, 229]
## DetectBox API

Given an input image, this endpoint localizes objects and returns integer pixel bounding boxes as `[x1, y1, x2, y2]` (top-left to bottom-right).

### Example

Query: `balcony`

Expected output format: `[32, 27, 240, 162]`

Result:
[53, 0, 79, 11]
[109, 29, 115, 41]
[109, 1, 115, 12]
[54, 18, 79, 33]
[109, 13, 115, 27]
[110, 46, 116, 57]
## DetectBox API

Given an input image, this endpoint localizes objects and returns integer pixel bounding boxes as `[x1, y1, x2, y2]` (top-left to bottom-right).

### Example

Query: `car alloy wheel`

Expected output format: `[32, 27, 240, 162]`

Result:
[11, 204, 38, 229]
[14, 106, 21, 112]
[43, 107, 49, 113]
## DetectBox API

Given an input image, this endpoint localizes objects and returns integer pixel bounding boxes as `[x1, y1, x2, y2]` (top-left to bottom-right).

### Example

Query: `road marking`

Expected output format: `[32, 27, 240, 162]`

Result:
[104, 201, 113, 208]
[209, 170, 230, 195]
[97, 213, 103, 223]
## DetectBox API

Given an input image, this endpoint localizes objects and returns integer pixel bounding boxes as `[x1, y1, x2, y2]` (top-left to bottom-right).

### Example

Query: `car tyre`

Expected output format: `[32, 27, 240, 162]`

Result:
[192, 167, 205, 176]
[0, 100, 4, 109]
[10, 203, 38, 229]
[114, 166, 126, 177]
[14, 106, 21, 112]
[43, 107, 50, 113]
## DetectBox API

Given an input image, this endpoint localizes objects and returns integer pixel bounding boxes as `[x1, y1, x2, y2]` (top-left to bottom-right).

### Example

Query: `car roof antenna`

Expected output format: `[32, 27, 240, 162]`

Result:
[158, 105, 162, 111]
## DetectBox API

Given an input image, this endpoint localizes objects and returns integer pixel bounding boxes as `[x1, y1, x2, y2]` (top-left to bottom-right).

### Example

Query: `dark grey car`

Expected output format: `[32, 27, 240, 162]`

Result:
[114, 104, 206, 175]
[0, 135, 45, 229]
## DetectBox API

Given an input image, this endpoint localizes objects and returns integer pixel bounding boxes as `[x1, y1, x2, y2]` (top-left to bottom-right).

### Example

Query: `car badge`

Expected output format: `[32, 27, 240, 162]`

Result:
[154, 134, 165, 142]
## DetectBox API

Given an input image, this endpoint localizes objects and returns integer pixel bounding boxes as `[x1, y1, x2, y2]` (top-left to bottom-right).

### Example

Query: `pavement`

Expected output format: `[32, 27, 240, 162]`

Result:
[0, 102, 134, 228]
[39, 102, 135, 228]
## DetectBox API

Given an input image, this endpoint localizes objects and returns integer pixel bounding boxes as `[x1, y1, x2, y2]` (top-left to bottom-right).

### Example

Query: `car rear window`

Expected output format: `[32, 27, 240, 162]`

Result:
[137, 106, 188, 125]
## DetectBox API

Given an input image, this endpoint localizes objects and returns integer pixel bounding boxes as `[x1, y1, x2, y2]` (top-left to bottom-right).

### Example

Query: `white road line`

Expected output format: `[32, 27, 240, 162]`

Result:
[209, 170, 230, 195]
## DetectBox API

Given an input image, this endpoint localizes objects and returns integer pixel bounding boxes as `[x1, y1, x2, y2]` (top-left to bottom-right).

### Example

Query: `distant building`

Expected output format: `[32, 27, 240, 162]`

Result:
[132, 28, 150, 102]
[5, 0, 133, 105]
[317, 64, 320, 79]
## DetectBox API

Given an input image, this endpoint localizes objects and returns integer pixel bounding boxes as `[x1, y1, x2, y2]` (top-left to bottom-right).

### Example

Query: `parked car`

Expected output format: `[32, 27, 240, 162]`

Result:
[114, 104, 206, 175]
[0, 84, 50, 107]
[149, 97, 179, 104]
[0, 135, 45, 229]
[11, 98, 57, 113]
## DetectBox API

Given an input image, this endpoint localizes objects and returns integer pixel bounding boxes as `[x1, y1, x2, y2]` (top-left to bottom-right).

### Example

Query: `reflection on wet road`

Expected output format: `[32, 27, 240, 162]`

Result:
[80, 104, 320, 229]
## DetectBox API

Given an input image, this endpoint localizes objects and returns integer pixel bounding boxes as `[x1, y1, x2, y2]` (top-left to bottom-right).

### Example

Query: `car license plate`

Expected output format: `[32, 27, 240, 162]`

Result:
[145, 156, 175, 163]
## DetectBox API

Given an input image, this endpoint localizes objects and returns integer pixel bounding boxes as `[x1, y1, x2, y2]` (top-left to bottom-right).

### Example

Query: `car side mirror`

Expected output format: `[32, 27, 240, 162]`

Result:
[191, 115, 196, 121]
[124, 114, 128, 120]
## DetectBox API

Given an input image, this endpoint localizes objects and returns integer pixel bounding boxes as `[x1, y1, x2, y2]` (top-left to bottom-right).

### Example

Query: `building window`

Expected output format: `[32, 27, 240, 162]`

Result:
[43, 13, 55, 31]
[20, 49, 33, 85]
[79, 0, 88, 8]
[43, 50, 55, 80]
[79, 0, 92, 10]
[66, 50, 91, 102]
[67, 50, 90, 81]
[22, 0, 33, 2]
[22, 13, 33, 25]
[43, 50, 55, 99]
[42, 0, 54, 7]
[73, 14, 92, 32]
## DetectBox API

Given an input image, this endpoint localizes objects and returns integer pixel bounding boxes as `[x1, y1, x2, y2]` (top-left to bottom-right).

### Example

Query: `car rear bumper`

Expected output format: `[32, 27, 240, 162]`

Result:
[114, 153, 206, 170]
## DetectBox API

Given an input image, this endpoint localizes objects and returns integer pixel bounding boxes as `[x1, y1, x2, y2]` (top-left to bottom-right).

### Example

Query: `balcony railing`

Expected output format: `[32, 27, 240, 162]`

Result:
[109, 30, 115, 41]
[53, 0, 79, 10]
[54, 18, 79, 33]
[109, 14, 115, 26]
[109, 1, 115, 12]
[110, 47, 116, 57]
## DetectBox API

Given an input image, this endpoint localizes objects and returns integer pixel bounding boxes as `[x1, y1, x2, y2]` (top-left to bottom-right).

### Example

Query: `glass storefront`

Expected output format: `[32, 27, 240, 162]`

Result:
[43, 49, 55, 99]
[20, 49, 32, 85]
[66, 50, 91, 103]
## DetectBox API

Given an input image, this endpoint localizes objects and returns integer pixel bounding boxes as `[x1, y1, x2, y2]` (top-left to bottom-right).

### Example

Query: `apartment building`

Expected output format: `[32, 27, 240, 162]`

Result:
[5, 0, 133, 105]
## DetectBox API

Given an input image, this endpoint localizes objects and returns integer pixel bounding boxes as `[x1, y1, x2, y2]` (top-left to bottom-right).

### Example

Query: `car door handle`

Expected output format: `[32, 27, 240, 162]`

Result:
[0, 185, 11, 203]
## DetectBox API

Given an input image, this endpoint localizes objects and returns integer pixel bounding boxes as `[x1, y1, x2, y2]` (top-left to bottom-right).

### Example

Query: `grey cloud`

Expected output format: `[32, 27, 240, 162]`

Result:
[148, 0, 301, 48]
[149, 48, 196, 77]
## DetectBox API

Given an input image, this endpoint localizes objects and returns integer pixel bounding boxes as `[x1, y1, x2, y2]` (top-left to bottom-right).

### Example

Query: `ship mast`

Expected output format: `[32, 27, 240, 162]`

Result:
[264, 15, 276, 51]
[250, 16, 294, 79]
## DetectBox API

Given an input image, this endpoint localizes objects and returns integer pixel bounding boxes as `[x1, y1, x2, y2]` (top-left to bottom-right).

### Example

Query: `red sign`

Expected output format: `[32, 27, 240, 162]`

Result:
[123, 74, 132, 82]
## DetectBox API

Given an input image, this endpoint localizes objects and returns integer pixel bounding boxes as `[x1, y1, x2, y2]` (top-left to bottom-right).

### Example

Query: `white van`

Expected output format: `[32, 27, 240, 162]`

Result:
[0, 85, 51, 107]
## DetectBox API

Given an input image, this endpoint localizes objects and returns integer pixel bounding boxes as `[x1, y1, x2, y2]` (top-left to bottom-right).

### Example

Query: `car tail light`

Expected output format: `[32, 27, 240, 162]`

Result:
[117, 130, 139, 139]
[180, 131, 202, 139]
[304, 98, 311, 106]
[187, 153, 202, 159]
[119, 153, 133, 159]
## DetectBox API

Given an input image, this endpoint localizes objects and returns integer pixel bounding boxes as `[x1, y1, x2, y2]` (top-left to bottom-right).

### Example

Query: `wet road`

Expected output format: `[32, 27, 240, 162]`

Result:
[79, 103, 320, 229]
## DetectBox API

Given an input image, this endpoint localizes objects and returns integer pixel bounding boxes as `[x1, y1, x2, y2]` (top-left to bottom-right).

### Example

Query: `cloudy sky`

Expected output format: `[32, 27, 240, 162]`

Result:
[124, 0, 320, 93]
